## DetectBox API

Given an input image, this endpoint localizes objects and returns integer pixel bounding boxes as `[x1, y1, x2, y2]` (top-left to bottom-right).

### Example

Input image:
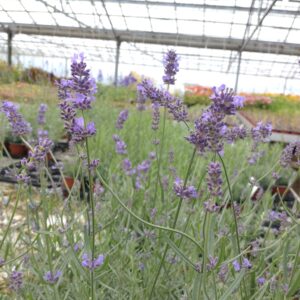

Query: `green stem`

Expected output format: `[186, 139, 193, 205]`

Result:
[96, 170, 203, 252]
[82, 111, 95, 300]
[218, 153, 247, 299]
[153, 106, 167, 205]
[0, 186, 21, 250]
[149, 147, 197, 299]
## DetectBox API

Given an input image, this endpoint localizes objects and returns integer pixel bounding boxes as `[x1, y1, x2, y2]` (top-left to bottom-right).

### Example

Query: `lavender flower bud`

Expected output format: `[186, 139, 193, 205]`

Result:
[122, 159, 136, 176]
[280, 142, 300, 168]
[151, 102, 160, 131]
[9, 270, 23, 291]
[113, 135, 127, 155]
[37, 103, 47, 125]
[82, 253, 105, 270]
[162, 49, 179, 85]
[115, 110, 129, 130]
[218, 264, 228, 283]
[2, 101, 31, 136]
[257, 277, 266, 286]
[71, 117, 96, 143]
[232, 260, 241, 272]
[207, 162, 223, 197]
[207, 255, 218, 271]
[43, 270, 62, 284]
[173, 178, 197, 199]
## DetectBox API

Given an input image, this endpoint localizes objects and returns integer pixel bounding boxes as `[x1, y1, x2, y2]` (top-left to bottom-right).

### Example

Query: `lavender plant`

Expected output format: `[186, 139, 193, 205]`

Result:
[0, 50, 299, 300]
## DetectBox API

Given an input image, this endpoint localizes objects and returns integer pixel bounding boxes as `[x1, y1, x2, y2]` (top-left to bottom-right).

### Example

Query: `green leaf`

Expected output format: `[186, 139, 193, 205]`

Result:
[287, 268, 300, 297]
[192, 272, 202, 300]
[164, 234, 196, 270]
[220, 270, 246, 300]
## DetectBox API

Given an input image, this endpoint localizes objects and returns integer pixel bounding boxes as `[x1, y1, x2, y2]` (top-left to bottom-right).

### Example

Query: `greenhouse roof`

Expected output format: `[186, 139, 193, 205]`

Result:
[0, 0, 299, 92]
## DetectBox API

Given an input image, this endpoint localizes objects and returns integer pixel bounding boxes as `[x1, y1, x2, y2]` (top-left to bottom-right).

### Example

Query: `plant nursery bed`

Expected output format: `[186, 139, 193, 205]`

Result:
[238, 111, 300, 143]
[0, 161, 62, 188]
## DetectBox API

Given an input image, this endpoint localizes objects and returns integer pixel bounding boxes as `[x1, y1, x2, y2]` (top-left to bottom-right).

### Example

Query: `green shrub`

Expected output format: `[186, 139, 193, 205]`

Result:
[0, 60, 22, 83]
[183, 92, 211, 106]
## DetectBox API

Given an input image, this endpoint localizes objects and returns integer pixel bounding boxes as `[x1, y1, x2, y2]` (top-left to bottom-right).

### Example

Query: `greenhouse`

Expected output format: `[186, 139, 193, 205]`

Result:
[0, 0, 299, 299]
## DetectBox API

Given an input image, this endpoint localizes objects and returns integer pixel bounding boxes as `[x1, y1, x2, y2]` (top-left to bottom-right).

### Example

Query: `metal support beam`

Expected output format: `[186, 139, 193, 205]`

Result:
[1, 23, 300, 56]
[7, 31, 13, 66]
[235, 51, 242, 92]
[114, 39, 121, 86]
[78, 0, 298, 16]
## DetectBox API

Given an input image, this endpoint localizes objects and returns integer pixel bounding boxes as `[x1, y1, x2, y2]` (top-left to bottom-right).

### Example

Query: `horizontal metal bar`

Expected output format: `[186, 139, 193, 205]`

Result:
[1, 22, 300, 56]
[73, 0, 300, 16]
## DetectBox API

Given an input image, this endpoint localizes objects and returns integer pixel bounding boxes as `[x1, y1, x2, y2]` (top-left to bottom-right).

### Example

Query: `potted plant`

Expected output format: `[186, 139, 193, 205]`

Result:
[4, 134, 29, 159]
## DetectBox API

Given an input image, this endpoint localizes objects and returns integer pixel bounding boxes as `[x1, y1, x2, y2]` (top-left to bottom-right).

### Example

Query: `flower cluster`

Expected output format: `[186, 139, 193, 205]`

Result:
[232, 258, 252, 272]
[70, 53, 97, 109]
[186, 85, 245, 154]
[280, 142, 300, 168]
[173, 178, 197, 200]
[57, 53, 97, 143]
[115, 109, 129, 130]
[71, 117, 96, 143]
[207, 162, 223, 197]
[82, 253, 105, 270]
[137, 78, 188, 123]
[1, 101, 32, 136]
[151, 102, 160, 130]
[26, 137, 53, 168]
[9, 270, 23, 291]
[37, 103, 47, 126]
[162, 49, 179, 85]
[113, 135, 127, 155]
[43, 270, 62, 284]
[120, 73, 137, 86]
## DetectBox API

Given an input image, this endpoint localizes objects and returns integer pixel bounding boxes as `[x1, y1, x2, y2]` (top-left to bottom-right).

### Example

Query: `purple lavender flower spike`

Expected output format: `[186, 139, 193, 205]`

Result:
[9, 270, 23, 291]
[203, 200, 220, 213]
[162, 49, 179, 85]
[207, 162, 223, 197]
[137, 160, 151, 174]
[210, 84, 244, 115]
[151, 102, 160, 131]
[232, 260, 241, 272]
[74, 241, 83, 252]
[82, 253, 105, 270]
[207, 255, 218, 271]
[58, 99, 76, 133]
[251, 122, 272, 143]
[70, 53, 97, 102]
[71, 117, 96, 143]
[148, 152, 156, 160]
[120, 73, 137, 86]
[2, 101, 32, 136]
[38, 129, 49, 139]
[135, 176, 143, 190]
[43, 270, 62, 284]
[280, 142, 300, 168]
[173, 178, 197, 200]
[218, 264, 228, 283]
[89, 159, 100, 170]
[242, 258, 252, 269]
[257, 277, 266, 286]
[113, 135, 127, 155]
[115, 109, 129, 130]
[56, 78, 72, 101]
[122, 159, 136, 176]
[37, 103, 47, 125]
